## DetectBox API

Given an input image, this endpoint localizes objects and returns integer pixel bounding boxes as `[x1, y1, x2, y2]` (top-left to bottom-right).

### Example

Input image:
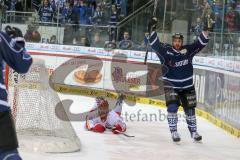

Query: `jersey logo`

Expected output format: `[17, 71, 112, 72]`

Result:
[180, 49, 187, 55]
[175, 59, 189, 67]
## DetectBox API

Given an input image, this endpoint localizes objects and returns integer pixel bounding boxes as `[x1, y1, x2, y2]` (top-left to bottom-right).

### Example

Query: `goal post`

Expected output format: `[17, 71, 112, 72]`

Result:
[5, 59, 81, 153]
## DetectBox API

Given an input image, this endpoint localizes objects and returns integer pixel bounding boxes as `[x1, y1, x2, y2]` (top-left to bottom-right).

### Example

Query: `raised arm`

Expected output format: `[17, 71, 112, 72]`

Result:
[0, 27, 32, 74]
[185, 31, 209, 57]
[147, 17, 167, 55]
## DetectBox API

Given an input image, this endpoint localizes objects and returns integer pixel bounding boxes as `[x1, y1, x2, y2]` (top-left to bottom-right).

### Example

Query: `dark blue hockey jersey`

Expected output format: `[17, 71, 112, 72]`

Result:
[39, 6, 54, 22]
[0, 32, 32, 112]
[149, 31, 209, 90]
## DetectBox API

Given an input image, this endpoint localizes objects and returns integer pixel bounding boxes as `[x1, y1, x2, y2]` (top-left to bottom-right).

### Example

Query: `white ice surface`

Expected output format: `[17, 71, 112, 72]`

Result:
[20, 94, 240, 160]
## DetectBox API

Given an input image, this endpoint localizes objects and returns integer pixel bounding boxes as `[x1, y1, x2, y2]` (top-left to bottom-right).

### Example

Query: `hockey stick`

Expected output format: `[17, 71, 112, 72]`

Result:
[112, 129, 135, 138]
[106, 127, 135, 138]
[119, 132, 135, 138]
[144, 43, 149, 65]
[144, 0, 158, 65]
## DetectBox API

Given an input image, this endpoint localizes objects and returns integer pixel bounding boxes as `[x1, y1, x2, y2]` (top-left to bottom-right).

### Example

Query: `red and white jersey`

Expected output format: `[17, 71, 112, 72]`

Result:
[86, 110, 125, 130]
[85, 99, 126, 131]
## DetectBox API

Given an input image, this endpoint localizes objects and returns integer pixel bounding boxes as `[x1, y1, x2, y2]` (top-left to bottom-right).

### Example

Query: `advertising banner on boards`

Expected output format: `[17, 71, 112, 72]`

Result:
[194, 68, 240, 129]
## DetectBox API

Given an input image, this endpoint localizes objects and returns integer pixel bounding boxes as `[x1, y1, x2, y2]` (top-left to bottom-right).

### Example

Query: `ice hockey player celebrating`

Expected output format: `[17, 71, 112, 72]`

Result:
[0, 26, 32, 159]
[147, 17, 209, 142]
[85, 95, 126, 134]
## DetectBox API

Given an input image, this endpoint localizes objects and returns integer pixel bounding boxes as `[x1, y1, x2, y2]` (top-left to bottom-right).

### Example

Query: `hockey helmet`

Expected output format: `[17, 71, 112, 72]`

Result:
[172, 33, 184, 40]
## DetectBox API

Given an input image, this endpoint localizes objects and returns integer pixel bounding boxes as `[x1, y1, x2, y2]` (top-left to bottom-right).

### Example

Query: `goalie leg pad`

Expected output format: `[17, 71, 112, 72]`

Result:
[0, 112, 19, 150]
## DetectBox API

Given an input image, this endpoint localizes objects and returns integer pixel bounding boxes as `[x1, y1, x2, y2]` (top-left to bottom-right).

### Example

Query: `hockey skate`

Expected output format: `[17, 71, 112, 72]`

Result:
[191, 132, 202, 142]
[171, 131, 181, 142]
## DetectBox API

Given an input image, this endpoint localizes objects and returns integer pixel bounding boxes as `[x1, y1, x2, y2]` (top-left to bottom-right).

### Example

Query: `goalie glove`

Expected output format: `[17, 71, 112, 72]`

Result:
[147, 17, 157, 34]
[5, 25, 25, 48]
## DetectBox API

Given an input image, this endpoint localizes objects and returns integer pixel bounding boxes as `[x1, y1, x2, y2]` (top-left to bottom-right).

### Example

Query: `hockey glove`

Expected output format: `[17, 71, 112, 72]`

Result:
[112, 124, 124, 134]
[148, 17, 157, 34]
[5, 25, 25, 48]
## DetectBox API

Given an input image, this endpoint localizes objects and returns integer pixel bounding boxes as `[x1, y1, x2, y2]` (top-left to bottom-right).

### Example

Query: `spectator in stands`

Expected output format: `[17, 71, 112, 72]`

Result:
[49, 35, 57, 43]
[119, 31, 132, 49]
[112, 0, 121, 15]
[4, 0, 23, 22]
[80, 36, 90, 46]
[201, 1, 215, 32]
[50, 0, 56, 12]
[51, 0, 64, 22]
[79, 0, 90, 24]
[90, 4, 104, 24]
[91, 32, 104, 47]
[72, 36, 80, 45]
[24, 25, 41, 43]
[88, 0, 96, 16]
[140, 32, 150, 50]
[98, 0, 111, 19]
[5, 0, 17, 11]
[108, 4, 119, 41]
[225, 3, 240, 32]
[112, 0, 127, 17]
[109, 4, 119, 25]
[72, 35, 90, 46]
[191, 17, 204, 37]
[38, 0, 54, 22]
[207, 0, 223, 32]
[192, 0, 204, 18]
[63, 25, 76, 44]
[120, 0, 127, 17]
[32, 0, 42, 11]
[0, 1, 6, 22]
[66, 0, 79, 24]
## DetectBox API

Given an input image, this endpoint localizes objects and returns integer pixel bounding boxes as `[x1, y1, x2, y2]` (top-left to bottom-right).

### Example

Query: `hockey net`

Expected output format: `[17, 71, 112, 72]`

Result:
[5, 59, 81, 153]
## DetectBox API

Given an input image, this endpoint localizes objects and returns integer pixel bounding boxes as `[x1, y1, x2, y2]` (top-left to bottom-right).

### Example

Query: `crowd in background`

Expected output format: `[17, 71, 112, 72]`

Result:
[0, 0, 132, 48]
[1, 0, 240, 52]
[191, 0, 240, 34]
[0, 0, 128, 25]
[190, 0, 240, 55]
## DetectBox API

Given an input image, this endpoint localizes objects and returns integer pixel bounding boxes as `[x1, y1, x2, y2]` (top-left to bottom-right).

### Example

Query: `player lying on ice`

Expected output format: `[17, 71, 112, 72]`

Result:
[85, 94, 126, 134]
[147, 17, 210, 142]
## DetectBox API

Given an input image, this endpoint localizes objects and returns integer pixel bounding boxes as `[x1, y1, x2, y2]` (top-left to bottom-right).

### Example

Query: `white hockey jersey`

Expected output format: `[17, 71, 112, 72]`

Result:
[85, 98, 126, 130]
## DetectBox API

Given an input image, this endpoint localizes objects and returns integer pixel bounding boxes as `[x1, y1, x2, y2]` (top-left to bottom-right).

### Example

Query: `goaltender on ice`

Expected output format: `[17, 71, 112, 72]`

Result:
[85, 95, 127, 134]
[147, 17, 209, 142]
[0, 26, 32, 159]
